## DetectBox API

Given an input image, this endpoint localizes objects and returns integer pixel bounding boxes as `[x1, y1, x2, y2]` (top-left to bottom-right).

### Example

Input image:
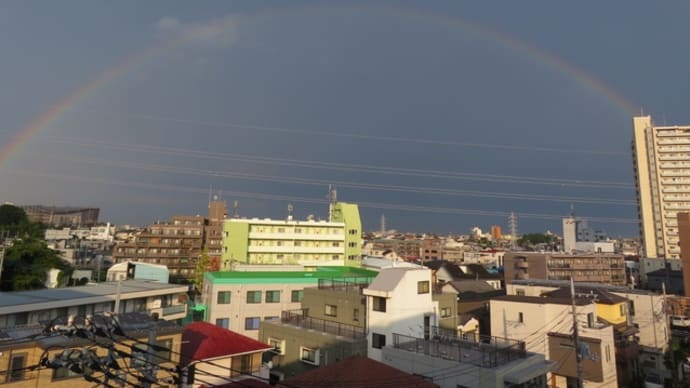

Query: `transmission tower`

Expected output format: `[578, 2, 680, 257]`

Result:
[381, 214, 386, 237]
[509, 212, 518, 249]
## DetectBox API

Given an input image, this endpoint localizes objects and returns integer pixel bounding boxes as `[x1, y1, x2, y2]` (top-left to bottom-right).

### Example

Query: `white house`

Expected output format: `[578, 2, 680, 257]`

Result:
[363, 267, 438, 361]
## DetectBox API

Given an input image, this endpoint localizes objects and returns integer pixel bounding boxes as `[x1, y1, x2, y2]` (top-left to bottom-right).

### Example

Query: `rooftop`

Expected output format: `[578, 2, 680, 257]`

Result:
[278, 355, 438, 388]
[366, 267, 429, 293]
[492, 295, 592, 306]
[542, 287, 628, 305]
[0, 280, 188, 311]
[181, 321, 272, 365]
[205, 267, 377, 284]
[509, 279, 660, 296]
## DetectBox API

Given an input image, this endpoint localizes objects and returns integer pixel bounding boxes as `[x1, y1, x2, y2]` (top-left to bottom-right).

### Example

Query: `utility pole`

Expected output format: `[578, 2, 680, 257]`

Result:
[570, 277, 584, 388]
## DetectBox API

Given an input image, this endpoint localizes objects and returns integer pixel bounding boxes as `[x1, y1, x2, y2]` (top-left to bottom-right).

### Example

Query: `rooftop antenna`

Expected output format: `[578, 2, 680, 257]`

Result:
[287, 203, 294, 221]
[381, 214, 386, 236]
[232, 200, 240, 218]
[208, 184, 212, 207]
[328, 184, 337, 204]
[570, 203, 575, 217]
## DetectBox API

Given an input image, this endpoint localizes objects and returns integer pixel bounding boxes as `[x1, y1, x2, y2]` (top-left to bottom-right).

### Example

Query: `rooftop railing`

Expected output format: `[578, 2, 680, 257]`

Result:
[317, 278, 372, 293]
[392, 328, 527, 368]
[279, 310, 366, 340]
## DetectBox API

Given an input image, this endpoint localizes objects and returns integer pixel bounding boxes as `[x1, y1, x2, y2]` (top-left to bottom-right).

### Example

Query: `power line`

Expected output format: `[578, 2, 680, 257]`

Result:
[43, 154, 635, 206]
[46, 136, 634, 189]
[5, 167, 640, 224]
[50, 108, 631, 156]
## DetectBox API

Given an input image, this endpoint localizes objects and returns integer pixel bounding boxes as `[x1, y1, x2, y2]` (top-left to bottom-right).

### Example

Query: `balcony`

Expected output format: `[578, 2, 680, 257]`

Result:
[278, 310, 366, 340]
[149, 303, 187, 320]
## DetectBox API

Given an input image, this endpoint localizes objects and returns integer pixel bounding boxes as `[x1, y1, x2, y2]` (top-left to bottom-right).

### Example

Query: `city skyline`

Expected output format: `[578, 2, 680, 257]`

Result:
[1, 1, 690, 235]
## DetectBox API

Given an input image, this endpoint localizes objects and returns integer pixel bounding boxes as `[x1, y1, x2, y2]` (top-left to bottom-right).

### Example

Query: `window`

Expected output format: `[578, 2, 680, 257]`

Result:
[300, 347, 320, 365]
[417, 281, 430, 294]
[247, 291, 262, 304]
[372, 333, 386, 349]
[265, 290, 281, 303]
[215, 318, 229, 329]
[619, 304, 626, 317]
[518, 312, 524, 323]
[8, 353, 27, 382]
[325, 304, 337, 317]
[353, 308, 360, 322]
[217, 291, 231, 304]
[516, 288, 526, 296]
[628, 300, 635, 316]
[245, 317, 260, 330]
[131, 339, 172, 367]
[269, 338, 286, 355]
[440, 307, 451, 318]
[372, 297, 387, 312]
[587, 313, 595, 328]
[291, 290, 304, 302]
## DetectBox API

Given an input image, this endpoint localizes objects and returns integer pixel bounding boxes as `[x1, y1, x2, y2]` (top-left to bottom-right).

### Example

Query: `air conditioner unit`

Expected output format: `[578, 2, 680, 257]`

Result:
[270, 371, 285, 384]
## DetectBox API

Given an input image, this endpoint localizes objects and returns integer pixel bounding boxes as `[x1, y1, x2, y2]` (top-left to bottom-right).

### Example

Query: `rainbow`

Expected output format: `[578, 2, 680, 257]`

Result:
[0, 4, 637, 168]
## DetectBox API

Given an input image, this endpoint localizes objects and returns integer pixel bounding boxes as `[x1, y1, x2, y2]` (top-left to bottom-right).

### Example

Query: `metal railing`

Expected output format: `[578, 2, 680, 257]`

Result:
[392, 330, 526, 368]
[279, 310, 366, 339]
[317, 278, 372, 293]
[161, 304, 187, 317]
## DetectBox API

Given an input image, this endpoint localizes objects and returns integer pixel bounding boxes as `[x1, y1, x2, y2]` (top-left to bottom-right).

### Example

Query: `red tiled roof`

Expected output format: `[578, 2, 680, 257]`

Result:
[278, 355, 439, 388]
[181, 321, 272, 366]
[200, 378, 271, 388]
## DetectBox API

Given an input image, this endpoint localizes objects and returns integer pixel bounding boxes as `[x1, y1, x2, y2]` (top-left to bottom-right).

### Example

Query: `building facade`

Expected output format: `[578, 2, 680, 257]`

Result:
[632, 115, 690, 259]
[201, 267, 376, 340]
[490, 295, 618, 387]
[21, 205, 99, 227]
[222, 202, 362, 269]
[504, 252, 626, 285]
[679, 213, 690, 296]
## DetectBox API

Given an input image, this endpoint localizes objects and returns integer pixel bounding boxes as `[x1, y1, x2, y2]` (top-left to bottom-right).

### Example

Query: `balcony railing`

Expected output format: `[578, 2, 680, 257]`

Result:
[317, 278, 373, 293]
[392, 331, 527, 368]
[279, 310, 366, 339]
[161, 304, 187, 317]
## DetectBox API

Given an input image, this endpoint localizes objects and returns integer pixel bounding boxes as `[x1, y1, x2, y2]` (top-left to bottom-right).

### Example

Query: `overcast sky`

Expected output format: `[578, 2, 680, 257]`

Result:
[1, 1, 689, 236]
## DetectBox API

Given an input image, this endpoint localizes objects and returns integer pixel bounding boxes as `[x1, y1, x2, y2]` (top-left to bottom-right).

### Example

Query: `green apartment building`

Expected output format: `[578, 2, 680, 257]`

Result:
[201, 266, 376, 340]
[222, 202, 362, 269]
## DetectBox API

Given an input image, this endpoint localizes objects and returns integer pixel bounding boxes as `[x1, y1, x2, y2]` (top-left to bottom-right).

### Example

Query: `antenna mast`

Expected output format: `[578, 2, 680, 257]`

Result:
[570, 277, 584, 388]
[232, 200, 240, 218]
[381, 214, 386, 237]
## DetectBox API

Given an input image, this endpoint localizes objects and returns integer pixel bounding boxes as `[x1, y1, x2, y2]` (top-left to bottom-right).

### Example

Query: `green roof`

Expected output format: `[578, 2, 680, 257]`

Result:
[205, 266, 377, 285]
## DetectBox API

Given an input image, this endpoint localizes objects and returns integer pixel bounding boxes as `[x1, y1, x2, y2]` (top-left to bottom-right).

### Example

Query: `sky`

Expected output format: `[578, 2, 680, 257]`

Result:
[1, 1, 689, 237]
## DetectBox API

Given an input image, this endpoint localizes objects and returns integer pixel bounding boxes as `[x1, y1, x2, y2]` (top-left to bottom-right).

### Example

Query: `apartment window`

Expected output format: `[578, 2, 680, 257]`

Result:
[291, 290, 304, 302]
[516, 288, 526, 296]
[417, 281, 430, 294]
[325, 304, 337, 317]
[587, 313, 595, 328]
[300, 347, 320, 365]
[215, 318, 229, 329]
[372, 333, 386, 349]
[269, 338, 286, 355]
[440, 307, 451, 318]
[246, 291, 262, 304]
[619, 304, 626, 317]
[265, 290, 281, 303]
[245, 317, 261, 330]
[372, 297, 387, 312]
[217, 291, 231, 304]
[294, 241, 302, 246]
[8, 353, 27, 382]
[353, 308, 360, 322]
[628, 301, 636, 316]
[518, 312, 524, 323]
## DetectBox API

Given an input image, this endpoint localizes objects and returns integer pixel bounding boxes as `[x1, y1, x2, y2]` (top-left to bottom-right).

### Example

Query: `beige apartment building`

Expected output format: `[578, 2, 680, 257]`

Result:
[633, 115, 690, 258]
[504, 252, 626, 285]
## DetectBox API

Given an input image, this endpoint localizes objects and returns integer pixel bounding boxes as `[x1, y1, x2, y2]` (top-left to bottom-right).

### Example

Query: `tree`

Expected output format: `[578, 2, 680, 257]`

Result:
[0, 238, 73, 291]
[194, 249, 210, 291]
[0, 204, 28, 238]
